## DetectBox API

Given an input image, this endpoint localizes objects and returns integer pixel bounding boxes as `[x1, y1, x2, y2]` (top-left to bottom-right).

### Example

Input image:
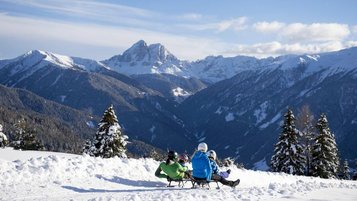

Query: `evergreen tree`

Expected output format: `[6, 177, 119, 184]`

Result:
[82, 139, 92, 155]
[311, 114, 340, 179]
[13, 119, 44, 151]
[271, 108, 306, 175]
[353, 160, 357, 180]
[87, 105, 128, 158]
[296, 105, 316, 176]
[340, 159, 350, 180]
[0, 123, 9, 148]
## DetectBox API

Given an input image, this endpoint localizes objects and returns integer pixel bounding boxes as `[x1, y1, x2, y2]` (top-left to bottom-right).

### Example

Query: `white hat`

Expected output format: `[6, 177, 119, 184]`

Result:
[207, 150, 217, 160]
[197, 142, 208, 152]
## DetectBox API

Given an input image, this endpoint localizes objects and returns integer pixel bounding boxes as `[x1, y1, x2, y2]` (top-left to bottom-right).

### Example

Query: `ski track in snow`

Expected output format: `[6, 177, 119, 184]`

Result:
[1, 148, 357, 201]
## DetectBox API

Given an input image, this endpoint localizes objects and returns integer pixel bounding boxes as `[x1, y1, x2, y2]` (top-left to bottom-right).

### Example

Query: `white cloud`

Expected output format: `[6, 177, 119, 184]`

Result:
[253, 21, 285, 33]
[3, 0, 154, 18]
[0, 13, 226, 61]
[282, 23, 350, 42]
[352, 25, 357, 33]
[345, 40, 357, 47]
[216, 17, 248, 32]
[253, 21, 350, 43]
[179, 17, 248, 32]
[223, 41, 349, 58]
[179, 13, 203, 21]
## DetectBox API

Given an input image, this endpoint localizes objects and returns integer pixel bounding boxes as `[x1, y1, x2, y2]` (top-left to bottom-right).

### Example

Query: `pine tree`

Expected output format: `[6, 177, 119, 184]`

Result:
[271, 108, 306, 175]
[353, 160, 357, 180]
[87, 105, 128, 158]
[0, 123, 9, 148]
[13, 119, 44, 151]
[82, 139, 92, 155]
[340, 160, 350, 180]
[296, 105, 315, 176]
[311, 114, 340, 179]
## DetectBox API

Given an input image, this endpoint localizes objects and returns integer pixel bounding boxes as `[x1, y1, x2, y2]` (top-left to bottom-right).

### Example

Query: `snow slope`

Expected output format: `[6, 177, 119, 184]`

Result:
[0, 50, 109, 75]
[1, 148, 357, 201]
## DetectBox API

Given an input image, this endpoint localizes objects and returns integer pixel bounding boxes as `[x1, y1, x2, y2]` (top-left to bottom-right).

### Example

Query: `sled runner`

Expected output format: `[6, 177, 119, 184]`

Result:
[166, 177, 191, 187]
[191, 177, 220, 189]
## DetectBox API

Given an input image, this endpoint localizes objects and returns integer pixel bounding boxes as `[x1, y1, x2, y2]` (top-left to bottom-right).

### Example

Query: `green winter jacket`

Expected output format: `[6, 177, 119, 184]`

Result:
[155, 161, 188, 180]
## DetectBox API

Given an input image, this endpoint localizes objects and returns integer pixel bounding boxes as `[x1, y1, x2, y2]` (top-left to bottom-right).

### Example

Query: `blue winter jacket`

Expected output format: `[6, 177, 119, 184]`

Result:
[209, 159, 219, 174]
[192, 151, 212, 180]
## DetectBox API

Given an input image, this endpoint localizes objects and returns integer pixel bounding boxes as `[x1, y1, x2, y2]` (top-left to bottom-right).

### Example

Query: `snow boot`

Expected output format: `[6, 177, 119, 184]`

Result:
[231, 179, 240, 187]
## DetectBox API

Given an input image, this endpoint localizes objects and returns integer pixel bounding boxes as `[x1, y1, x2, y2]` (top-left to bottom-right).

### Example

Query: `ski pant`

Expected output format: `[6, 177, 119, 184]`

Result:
[211, 173, 233, 186]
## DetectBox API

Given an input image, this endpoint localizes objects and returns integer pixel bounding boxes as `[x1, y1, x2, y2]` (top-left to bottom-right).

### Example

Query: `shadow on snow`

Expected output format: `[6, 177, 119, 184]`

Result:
[95, 175, 166, 187]
[61, 174, 175, 193]
[61, 186, 183, 193]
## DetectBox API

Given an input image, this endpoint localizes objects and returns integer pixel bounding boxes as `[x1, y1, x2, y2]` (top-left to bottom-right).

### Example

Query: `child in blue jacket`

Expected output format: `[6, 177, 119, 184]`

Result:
[191, 142, 212, 181]
[207, 150, 240, 187]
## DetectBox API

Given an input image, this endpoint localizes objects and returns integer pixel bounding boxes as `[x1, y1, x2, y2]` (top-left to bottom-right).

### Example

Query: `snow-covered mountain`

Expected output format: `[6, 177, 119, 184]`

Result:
[0, 50, 195, 153]
[101, 40, 357, 84]
[177, 47, 357, 169]
[1, 148, 357, 201]
[0, 50, 109, 74]
[102, 40, 191, 76]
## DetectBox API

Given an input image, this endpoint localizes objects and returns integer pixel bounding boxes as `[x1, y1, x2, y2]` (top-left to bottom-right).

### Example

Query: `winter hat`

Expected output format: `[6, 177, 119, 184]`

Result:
[178, 154, 189, 163]
[168, 150, 177, 160]
[207, 150, 217, 160]
[197, 142, 208, 152]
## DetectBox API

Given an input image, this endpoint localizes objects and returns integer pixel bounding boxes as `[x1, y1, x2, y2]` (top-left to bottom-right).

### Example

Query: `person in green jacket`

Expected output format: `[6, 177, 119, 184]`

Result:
[155, 150, 188, 180]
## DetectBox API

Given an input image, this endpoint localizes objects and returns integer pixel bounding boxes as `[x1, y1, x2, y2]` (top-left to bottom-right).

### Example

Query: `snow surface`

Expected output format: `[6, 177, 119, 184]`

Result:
[1, 148, 357, 201]
[5, 50, 108, 80]
[225, 113, 235, 122]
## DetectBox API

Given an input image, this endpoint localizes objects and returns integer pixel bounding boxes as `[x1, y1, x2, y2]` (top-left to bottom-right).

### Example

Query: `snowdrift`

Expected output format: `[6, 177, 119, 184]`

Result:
[1, 148, 356, 201]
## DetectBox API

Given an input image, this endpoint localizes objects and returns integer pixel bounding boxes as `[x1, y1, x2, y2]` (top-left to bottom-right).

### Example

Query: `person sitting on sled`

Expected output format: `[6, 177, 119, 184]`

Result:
[191, 142, 212, 181]
[207, 150, 240, 187]
[178, 154, 189, 168]
[155, 150, 188, 181]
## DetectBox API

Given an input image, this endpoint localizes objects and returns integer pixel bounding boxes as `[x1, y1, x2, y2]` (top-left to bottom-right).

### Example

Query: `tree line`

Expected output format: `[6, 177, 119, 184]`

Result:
[270, 105, 356, 180]
[0, 105, 129, 159]
[0, 119, 44, 151]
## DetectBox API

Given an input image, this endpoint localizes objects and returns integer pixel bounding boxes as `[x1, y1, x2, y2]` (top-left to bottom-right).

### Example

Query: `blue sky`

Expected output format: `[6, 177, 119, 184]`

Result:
[0, 0, 357, 61]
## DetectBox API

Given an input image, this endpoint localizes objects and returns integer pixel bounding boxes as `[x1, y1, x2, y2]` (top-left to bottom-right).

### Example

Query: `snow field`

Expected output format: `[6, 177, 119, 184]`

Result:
[1, 148, 357, 201]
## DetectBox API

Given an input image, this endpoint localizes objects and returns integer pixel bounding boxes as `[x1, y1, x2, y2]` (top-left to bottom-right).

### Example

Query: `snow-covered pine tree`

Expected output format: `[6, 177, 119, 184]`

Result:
[311, 114, 340, 179]
[0, 123, 9, 148]
[88, 105, 128, 158]
[270, 108, 306, 175]
[82, 139, 92, 155]
[13, 119, 44, 151]
[340, 159, 350, 180]
[296, 105, 316, 176]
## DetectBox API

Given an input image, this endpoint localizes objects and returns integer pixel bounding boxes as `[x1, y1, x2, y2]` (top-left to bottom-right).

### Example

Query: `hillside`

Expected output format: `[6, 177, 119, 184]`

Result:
[0, 84, 96, 152]
[0, 148, 356, 201]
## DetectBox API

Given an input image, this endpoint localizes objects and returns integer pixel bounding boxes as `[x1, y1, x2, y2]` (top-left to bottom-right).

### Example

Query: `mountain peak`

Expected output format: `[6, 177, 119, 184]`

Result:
[7, 50, 108, 73]
[131, 40, 148, 48]
[104, 40, 178, 64]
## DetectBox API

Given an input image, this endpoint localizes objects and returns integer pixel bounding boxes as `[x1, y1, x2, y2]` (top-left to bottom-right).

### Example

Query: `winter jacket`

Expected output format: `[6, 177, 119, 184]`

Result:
[192, 151, 212, 180]
[209, 159, 220, 174]
[155, 161, 188, 180]
[209, 158, 230, 178]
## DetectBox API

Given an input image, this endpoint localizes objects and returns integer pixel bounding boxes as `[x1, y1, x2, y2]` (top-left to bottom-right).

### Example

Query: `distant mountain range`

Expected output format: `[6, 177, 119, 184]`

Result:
[0, 41, 356, 169]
